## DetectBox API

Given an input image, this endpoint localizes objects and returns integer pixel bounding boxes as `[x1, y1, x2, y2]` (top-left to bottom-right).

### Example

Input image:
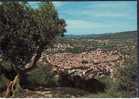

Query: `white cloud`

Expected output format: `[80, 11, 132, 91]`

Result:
[57, 1, 136, 19]
[67, 20, 96, 29]
[64, 19, 137, 35]
[84, 1, 136, 9]
[66, 19, 111, 30]
[80, 11, 119, 17]
[93, 12, 129, 17]
[58, 7, 130, 19]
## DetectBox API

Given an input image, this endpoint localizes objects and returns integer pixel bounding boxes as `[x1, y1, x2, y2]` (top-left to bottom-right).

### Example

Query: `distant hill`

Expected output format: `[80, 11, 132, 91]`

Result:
[64, 31, 137, 39]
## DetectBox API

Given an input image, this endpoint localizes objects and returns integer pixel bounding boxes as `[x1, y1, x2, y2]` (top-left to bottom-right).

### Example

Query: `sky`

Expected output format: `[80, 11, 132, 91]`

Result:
[28, 1, 137, 35]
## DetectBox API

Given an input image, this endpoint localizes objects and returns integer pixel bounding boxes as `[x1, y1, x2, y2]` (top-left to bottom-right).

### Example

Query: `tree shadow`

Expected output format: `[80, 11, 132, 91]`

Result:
[58, 71, 106, 93]
[20, 70, 106, 93]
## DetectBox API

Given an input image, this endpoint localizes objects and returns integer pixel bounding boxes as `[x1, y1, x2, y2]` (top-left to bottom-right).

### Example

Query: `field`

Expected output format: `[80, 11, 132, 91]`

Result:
[0, 31, 137, 97]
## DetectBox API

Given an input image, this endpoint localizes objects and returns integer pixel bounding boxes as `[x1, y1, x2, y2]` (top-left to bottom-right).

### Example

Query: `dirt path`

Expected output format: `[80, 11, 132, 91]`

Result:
[21, 87, 90, 98]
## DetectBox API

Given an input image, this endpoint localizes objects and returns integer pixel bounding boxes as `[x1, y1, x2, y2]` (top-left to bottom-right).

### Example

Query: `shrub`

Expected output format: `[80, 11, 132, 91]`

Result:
[27, 63, 58, 88]
[113, 64, 137, 97]
[0, 75, 8, 92]
[95, 75, 129, 98]
[96, 44, 113, 50]
[66, 47, 81, 53]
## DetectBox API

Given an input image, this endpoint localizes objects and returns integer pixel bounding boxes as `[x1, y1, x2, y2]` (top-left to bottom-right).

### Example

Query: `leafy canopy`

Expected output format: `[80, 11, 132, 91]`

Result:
[0, 1, 66, 71]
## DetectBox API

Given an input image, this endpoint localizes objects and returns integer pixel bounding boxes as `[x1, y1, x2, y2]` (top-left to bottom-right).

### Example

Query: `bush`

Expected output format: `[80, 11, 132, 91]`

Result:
[113, 64, 137, 97]
[0, 75, 8, 92]
[27, 63, 58, 88]
[85, 91, 127, 98]
[94, 75, 129, 98]
[66, 47, 82, 53]
[97, 76, 113, 89]
[96, 44, 113, 50]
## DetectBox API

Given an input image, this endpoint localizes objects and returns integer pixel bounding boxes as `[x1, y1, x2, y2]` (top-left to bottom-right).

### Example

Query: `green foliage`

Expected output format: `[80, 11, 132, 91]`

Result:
[96, 44, 113, 50]
[113, 64, 137, 97]
[27, 63, 58, 87]
[66, 47, 82, 53]
[85, 76, 128, 98]
[0, 75, 8, 92]
[0, 2, 36, 67]
[0, 1, 66, 96]
[31, 2, 66, 44]
[0, 1, 66, 71]
[85, 91, 127, 98]
[97, 76, 113, 89]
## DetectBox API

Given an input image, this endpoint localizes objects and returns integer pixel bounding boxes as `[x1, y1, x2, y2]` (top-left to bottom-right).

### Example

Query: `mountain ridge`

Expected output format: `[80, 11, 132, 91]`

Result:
[64, 31, 137, 39]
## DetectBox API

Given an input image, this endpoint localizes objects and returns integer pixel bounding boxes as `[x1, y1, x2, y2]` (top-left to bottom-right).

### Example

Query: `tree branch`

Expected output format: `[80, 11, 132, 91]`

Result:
[24, 47, 43, 72]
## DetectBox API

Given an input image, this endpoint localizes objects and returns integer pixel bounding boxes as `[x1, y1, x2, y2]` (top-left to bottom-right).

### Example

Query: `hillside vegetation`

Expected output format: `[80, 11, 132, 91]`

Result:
[0, 30, 137, 98]
[18, 30, 137, 98]
[65, 31, 137, 40]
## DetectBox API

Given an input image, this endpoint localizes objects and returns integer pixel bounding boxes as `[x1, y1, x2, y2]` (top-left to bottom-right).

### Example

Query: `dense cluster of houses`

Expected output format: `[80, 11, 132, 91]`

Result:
[39, 48, 124, 79]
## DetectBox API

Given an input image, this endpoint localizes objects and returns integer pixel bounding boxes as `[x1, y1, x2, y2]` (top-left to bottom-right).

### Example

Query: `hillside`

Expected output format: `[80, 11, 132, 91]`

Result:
[64, 31, 137, 40]
[0, 30, 137, 98]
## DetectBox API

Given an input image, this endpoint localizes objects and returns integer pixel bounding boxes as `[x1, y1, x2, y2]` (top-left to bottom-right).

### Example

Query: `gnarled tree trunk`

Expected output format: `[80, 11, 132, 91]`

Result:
[5, 74, 21, 97]
[4, 47, 43, 97]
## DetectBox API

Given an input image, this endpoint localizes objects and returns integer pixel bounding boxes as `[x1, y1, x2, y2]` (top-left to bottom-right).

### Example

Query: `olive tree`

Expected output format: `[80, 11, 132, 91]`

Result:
[0, 1, 66, 97]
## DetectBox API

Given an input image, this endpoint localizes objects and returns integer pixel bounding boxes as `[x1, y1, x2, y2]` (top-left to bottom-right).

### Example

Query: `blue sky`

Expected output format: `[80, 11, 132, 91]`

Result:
[28, 1, 137, 35]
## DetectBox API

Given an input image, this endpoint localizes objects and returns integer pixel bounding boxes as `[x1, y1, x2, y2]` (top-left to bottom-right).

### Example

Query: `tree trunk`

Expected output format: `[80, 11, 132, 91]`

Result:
[5, 81, 13, 97]
[4, 47, 44, 97]
[24, 47, 43, 72]
[5, 74, 22, 97]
